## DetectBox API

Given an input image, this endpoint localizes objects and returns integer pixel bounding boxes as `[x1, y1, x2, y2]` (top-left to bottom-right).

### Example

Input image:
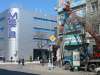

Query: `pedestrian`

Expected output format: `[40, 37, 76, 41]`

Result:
[10, 56, 13, 62]
[18, 59, 21, 64]
[17, 58, 23, 69]
[22, 58, 25, 66]
[3, 57, 5, 63]
[41, 59, 44, 66]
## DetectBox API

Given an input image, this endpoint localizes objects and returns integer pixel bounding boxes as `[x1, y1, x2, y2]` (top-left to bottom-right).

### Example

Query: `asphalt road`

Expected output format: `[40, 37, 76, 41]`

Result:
[0, 69, 39, 75]
[0, 63, 96, 75]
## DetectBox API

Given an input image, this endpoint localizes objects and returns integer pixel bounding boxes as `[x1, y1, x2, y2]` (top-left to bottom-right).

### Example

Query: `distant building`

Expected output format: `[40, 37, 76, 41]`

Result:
[70, 0, 100, 34]
[70, 0, 100, 50]
[0, 7, 57, 61]
[86, 0, 100, 34]
[70, 0, 86, 19]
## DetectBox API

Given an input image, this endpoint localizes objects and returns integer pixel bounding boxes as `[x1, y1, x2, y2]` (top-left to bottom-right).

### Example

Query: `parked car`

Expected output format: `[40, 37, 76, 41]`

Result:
[95, 67, 100, 75]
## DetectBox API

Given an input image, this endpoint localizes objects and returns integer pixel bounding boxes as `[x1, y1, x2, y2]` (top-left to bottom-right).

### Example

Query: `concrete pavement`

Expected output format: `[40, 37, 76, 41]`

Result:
[0, 62, 96, 75]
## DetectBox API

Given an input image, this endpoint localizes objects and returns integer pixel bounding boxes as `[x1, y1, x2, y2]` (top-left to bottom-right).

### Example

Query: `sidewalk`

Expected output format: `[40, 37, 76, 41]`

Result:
[0, 62, 96, 75]
[0, 61, 38, 65]
[0, 61, 40, 65]
[25, 63, 66, 72]
[0, 61, 68, 73]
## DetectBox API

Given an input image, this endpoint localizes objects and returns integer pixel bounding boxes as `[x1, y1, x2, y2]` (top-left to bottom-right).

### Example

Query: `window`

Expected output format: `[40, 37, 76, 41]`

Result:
[93, 24, 99, 34]
[91, 2, 98, 12]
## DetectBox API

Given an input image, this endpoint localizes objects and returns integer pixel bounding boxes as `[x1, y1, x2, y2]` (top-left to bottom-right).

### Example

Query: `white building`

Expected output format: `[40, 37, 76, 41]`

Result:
[0, 7, 57, 61]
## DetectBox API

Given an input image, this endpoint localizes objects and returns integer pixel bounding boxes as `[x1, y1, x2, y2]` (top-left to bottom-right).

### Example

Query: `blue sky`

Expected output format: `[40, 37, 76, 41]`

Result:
[0, 0, 57, 15]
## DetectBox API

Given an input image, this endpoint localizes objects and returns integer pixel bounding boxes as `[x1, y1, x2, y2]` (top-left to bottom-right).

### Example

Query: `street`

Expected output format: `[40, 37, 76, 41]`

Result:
[0, 63, 96, 75]
[0, 69, 39, 75]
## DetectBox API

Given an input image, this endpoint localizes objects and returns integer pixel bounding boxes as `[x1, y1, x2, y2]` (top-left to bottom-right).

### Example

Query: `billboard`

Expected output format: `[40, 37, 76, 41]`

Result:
[8, 8, 19, 38]
[71, 0, 86, 8]
[63, 34, 82, 45]
[75, 9, 85, 17]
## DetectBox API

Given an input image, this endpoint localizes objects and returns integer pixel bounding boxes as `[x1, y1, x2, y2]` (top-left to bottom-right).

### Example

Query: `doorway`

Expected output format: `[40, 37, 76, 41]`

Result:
[33, 49, 49, 62]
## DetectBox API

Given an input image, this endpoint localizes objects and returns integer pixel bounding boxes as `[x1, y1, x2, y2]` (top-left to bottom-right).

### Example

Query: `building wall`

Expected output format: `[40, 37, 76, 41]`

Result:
[0, 10, 9, 59]
[70, 0, 100, 45]
[86, 0, 100, 34]
[70, 0, 86, 18]
[0, 7, 57, 61]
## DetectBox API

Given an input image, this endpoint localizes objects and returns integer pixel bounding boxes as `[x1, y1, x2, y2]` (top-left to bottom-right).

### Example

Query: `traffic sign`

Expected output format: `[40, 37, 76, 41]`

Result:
[49, 35, 56, 41]
[49, 41, 56, 46]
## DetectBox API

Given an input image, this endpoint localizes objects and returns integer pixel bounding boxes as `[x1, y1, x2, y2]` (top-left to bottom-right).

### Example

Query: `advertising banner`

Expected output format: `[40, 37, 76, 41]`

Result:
[8, 8, 19, 38]
[63, 34, 82, 45]
[71, 0, 86, 8]
[75, 9, 85, 17]
[73, 51, 80, 66]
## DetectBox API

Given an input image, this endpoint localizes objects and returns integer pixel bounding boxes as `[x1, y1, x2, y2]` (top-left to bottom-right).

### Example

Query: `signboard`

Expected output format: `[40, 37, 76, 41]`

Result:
[64, 23, 83, 34]
[73, 51, 80, 66]
[63, 34, 82, 45]
[71, 0, 86, 8]
[8, 8, 19, 38]
[49, 35, 56, 42]
[75, 9, 85, 17]
[49, 41, 56, 45]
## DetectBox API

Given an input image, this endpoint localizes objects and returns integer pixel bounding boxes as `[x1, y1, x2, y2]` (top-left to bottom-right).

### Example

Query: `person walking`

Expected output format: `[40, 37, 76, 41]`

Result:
[18, 59, 21, 64]
[3, 57, 5, 63]
[22, 58, 25, 66]
[10, 56, 13, 62]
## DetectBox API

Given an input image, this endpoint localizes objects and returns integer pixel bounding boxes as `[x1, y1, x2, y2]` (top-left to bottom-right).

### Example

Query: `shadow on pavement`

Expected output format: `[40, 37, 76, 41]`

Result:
[0, 69, 40, 75]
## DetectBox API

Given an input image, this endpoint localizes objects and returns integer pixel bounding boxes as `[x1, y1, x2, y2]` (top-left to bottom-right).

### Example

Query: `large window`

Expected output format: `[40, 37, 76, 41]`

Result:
[91, 2, 98, 12]
[71, 0, 86, 7]
[75, 8, 86, 17]
[92, 24, 99, 34]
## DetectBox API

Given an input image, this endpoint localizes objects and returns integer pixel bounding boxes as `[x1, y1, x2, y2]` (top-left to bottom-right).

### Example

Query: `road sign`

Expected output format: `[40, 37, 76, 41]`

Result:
[49, 35, 56, 41]
[49, 41, 56, 46]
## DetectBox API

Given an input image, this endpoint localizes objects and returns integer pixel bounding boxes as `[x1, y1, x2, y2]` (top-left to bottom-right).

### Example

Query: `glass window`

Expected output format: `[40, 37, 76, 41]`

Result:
[91, 2, 98, 12]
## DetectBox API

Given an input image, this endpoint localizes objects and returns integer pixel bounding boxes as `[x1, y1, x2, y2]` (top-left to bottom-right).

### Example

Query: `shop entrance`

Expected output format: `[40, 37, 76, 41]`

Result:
[33, 49, 49, 62]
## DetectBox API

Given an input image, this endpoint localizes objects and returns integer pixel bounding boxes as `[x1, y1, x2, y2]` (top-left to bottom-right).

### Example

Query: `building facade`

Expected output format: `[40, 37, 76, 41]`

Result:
[69, 0, 100, 54]
[0, 7, 57, 61]
[70, 0, 86, 20]
[70, 0, 100, 34]
[86, 0, 100, 34]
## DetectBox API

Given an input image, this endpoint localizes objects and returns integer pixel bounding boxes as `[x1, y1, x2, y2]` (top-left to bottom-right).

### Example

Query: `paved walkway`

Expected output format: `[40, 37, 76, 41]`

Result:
[0, 61, 63, 71]
[0, 62, 96, 75]
[25, 64, 64, 72]
[0, 61, 40, 64]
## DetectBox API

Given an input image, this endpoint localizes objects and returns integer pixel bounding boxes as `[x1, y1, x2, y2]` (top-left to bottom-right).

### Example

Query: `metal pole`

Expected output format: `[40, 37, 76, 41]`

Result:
[51, 45, 54, 68]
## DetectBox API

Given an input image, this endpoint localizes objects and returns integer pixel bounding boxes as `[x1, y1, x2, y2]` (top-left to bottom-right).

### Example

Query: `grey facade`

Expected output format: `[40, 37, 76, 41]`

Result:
[0, 7, 57, 61]
[70, 0, 86, 21]
[86, 0, 100, 34]
[0, 10, 8, 59]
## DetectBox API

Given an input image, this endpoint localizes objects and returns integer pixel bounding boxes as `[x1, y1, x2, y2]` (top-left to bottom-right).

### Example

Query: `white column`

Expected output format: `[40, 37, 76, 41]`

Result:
[8, 38, 17, 61]
[8, 8, 19, 61]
